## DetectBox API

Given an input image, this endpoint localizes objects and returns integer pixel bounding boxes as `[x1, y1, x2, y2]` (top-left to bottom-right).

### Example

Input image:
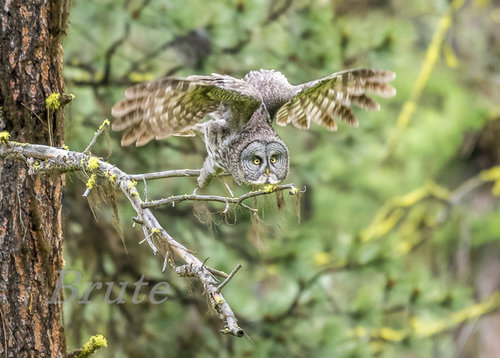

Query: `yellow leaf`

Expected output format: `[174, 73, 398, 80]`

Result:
[481, 166, 500, 181]
[373, 327, 406, 342]
[493, 181, 500, 196]
[443, 44, 459, 68]
[354, 325, 367, 338]
[361, 208, 404, 242]
[128, 71, 155, 83]
[313, 252, 330, 266]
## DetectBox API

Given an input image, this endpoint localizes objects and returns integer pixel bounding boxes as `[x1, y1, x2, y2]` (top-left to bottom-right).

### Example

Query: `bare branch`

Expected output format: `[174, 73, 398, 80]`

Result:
[265, 0, 293, 25]
[142, 183, 302, 209]
[217, 264, 242, 293]
[84, 119, 110, 155]
[128, 169, 230, 181]
[0, 139, 252, 336]
[450, 175, 486, 204]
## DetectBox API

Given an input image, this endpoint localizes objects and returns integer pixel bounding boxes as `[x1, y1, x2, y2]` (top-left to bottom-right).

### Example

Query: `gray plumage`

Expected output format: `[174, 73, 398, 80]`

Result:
[111, 68, 396, 187]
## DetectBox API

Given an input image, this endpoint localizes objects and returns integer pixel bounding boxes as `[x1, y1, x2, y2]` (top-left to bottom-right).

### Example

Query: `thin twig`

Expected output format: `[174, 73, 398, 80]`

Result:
[222, 179, 234, 197]
[16, 188, 24, 230]
[141, 184, 300, 209]
[142, 226, 158, 254]
[132, 217, 144, 225]
[46, 108, 53, 147]
[142, 177, 148, 201]
[162, 252, 169, 273]
[84, 119, 110, 155]
[0, 308, 8, 358]
[21, 103, 47, 131]
[217, 264, 242, 292]
[82, 187, 91, 197]
[206, 266, 229, 279]
[450, 175, 485, 204]
[128, 169, 230, 181]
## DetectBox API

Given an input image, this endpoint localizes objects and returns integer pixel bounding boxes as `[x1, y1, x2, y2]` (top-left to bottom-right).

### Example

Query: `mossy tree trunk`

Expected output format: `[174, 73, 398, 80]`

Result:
[0, 0, 71, 356]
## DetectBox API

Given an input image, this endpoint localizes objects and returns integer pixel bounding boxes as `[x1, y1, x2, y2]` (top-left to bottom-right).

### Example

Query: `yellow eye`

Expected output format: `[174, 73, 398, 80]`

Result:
[270, 156, 277, 164]
[253, 157, 261, 165]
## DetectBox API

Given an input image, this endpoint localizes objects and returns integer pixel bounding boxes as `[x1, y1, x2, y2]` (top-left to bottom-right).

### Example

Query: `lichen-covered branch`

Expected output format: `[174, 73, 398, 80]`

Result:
[0, 136, 302, 337]
[67, 334, 107, 358]
[128, 169, 230, 181]
[141, 183, 301, 210]
[383, 0, 465, 159]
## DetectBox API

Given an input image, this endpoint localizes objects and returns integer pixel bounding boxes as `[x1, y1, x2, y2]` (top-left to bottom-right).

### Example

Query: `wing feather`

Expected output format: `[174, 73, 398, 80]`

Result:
[111, 74, 262, 146]
[275, 68, 395, 130]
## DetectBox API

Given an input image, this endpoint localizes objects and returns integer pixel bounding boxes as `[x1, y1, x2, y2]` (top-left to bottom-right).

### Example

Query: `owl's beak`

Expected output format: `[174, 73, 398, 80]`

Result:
[266, 167, 270, 175]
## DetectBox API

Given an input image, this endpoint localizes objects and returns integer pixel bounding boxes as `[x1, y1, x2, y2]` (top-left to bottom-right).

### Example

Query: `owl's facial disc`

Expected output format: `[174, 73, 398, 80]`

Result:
[239, 141, 289, 185]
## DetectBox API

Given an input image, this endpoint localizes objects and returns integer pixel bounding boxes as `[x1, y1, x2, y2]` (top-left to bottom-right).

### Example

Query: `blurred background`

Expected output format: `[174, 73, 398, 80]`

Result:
[61, 0, 500, 357]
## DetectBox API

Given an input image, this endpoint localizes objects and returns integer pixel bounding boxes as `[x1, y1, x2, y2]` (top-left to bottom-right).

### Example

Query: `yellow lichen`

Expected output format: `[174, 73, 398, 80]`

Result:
[45, 93, 61, 110]
[313, 251, 330, 266]
[104, 172, 117, 183]
[128, 71, 155, 83]
[127, 180, 137, 189]
[263, 184, 277, 193]
[354, 326, 367, 338]
[0, 131, 10, 142]
[86, 174, 96, 189]
[74, 334, 108, 358]
[481, 166, 500, 196]
[151, 228, 160, 234]
[481, 166, 500, 181]
[373, 327, 406, 342]
[97, 119, 110, 132]
[61, 144, 69, 150]
[86, 156, 99, 171]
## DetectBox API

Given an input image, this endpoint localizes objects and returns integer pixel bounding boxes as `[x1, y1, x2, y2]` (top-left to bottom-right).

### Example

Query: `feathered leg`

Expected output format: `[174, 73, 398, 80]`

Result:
[197, 156, 223, 188]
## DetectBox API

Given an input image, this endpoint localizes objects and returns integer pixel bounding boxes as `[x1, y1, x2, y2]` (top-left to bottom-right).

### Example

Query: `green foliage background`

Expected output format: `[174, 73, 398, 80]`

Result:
[61, 0, 500, 357]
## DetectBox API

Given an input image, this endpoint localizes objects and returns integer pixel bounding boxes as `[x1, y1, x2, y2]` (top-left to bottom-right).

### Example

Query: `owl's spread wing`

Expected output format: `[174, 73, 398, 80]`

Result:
[275, 68, 396, 131]
[111, 74, 262, 146]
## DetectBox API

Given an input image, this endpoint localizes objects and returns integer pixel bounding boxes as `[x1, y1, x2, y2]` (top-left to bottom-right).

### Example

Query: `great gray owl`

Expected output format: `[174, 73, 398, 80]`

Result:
[111, 68, 396, 187]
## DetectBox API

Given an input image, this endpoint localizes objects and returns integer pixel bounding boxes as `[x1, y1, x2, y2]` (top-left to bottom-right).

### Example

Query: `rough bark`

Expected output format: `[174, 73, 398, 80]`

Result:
[0, 0, 71, 357]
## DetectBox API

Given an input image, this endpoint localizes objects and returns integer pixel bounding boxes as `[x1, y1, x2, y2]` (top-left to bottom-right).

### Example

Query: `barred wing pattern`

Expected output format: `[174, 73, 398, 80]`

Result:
[275, 69, 396, 131]
[111, 74, 261, 146]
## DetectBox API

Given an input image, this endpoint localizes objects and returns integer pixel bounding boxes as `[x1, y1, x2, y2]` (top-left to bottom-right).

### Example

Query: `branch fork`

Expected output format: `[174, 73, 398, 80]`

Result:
[0, 129, 302, 336]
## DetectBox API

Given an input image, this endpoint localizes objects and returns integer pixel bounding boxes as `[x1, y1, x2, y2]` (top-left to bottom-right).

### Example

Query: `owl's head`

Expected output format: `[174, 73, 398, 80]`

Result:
[237, 140, 289, 186]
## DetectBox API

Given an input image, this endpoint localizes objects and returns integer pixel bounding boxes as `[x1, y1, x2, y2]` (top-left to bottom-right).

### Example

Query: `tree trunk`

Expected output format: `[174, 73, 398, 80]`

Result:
[0, 1, 71, 356]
